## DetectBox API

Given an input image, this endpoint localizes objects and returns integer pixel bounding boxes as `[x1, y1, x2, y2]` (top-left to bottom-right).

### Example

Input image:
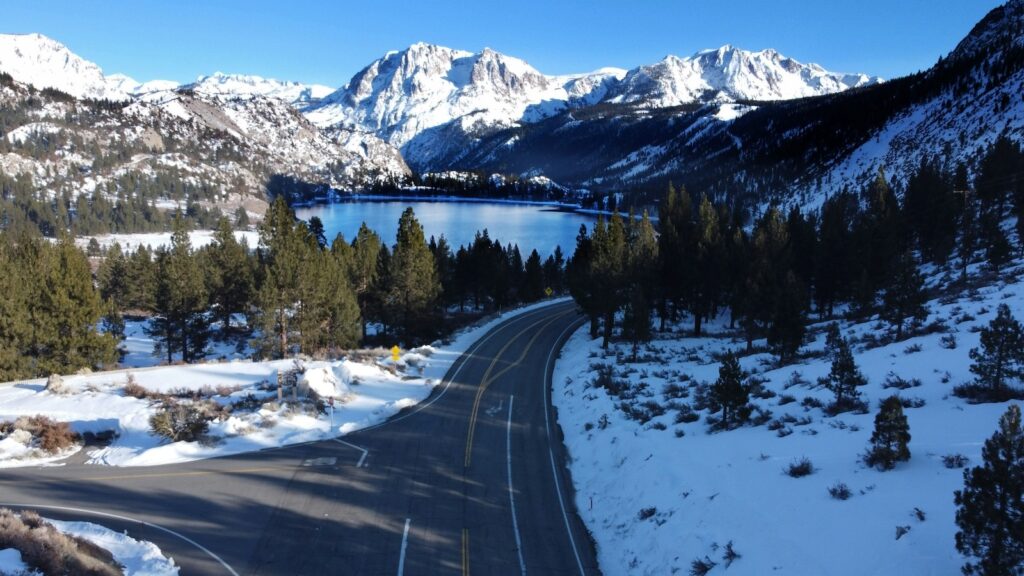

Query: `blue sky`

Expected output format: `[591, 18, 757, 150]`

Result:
[4, 0, 1004, 87]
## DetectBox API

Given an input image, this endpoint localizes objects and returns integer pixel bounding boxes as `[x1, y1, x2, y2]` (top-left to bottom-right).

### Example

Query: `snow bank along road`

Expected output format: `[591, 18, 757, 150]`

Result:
[0, 300, 599, 575]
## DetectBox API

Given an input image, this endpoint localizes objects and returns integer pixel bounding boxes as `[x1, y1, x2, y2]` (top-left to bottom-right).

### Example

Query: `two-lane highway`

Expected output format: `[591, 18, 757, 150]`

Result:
[0, 301, 599, 575]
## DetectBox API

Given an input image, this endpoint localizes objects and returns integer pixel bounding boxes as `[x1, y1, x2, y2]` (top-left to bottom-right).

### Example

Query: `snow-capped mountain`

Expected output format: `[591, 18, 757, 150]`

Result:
[106, 74, 180, 96]
[606, 45, 881, 107]
[305, 43, 618, 149]
[187, 72, 333, 106]
[0, 33, 130, 100]
[305, 42, 878, 170]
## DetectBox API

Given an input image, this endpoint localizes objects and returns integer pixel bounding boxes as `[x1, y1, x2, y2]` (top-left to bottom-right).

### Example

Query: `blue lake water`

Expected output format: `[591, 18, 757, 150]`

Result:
[295, 200, 595, 256]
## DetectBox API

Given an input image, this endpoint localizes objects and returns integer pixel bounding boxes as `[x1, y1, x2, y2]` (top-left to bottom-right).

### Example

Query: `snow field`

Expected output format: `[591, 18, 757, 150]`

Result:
[553, 267, 1024, 575]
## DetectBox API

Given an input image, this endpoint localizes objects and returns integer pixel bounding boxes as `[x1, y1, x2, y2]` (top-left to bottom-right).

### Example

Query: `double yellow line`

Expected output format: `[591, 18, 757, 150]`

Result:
[463, 310, 572, 468]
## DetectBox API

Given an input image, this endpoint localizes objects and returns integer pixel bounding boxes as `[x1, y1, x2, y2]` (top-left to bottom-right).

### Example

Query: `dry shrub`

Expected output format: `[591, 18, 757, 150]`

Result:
[122, 374, 153, 400]
[11, 416, 79, 453]
[0, 508, 123, 576]
[149, 401, 209, 442]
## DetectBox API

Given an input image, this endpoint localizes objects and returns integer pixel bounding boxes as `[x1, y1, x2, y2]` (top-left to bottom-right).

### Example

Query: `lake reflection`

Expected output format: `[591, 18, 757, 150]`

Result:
[295, 200, 595, 256]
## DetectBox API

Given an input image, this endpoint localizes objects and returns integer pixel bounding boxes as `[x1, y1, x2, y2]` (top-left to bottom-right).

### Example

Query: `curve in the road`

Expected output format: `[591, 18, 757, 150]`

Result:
[0, 301, 599, 575]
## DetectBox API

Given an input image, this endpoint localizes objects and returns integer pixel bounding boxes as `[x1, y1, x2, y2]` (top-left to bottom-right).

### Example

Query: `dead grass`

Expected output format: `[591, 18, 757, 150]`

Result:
[0, 416, 79, 453]
[0, 508, 124, 576]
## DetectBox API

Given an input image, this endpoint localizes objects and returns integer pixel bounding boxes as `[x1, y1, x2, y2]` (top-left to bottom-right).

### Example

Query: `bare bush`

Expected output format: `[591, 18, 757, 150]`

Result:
[10, 416, 79, 453]
[828, 482, 852, 500]
[0, 508, 123, 576]
[44, 374, 68, 395]
[785, 457, 815, 478]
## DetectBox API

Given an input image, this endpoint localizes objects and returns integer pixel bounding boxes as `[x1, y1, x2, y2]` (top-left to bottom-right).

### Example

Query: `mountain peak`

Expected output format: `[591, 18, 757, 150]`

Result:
[0, 32, 129, 100]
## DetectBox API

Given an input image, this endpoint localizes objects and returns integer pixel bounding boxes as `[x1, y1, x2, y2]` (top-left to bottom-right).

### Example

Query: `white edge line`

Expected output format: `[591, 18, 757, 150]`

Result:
[541, 318, 589, 576]
[333, 439, 369, 467]
[397, 518, 411, 576]
[353, 303, 572, 435]
[507, 395, 527, 576]
[0, 502, 239, 576]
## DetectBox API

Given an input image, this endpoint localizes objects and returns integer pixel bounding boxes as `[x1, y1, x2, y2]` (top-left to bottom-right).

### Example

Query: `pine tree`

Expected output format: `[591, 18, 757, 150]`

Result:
[969, 304, 1024, 397]
[710, 352, 750, 429]
[882, 250, 929, 340]
[591, 215, 627, 348]
[351, 222, 382, 339]
[125, 245, 156, 311]
[522, 249, 545, 302]
[148, 216, 209, 363]
[97, 242, 130, 310]
[864, 395, 911, 470]
[691, 195, 723, 336]
[0, 234, 31, 379]
[566, 225, 598, 338]
[205, 218, 254, 335]
[34, 237, 118, 374]
[621, 286, 651, 361]
[822, 335, 867, 413]
[768, 271, 807, 362]
[387, 208, 441, 344]
[955, 404, 1024, 576]
[255, 197, 310, 358]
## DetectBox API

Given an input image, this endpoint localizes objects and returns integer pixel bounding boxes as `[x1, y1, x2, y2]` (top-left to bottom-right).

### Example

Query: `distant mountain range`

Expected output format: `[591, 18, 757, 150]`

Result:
[0, 1, 1021, 218]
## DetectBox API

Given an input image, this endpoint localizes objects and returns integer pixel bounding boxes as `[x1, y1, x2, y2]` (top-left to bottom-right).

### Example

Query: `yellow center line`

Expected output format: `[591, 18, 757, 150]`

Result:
[462, 528, 470, 576]
[83, 467, 282, 482]
[463, 310, 573, 467]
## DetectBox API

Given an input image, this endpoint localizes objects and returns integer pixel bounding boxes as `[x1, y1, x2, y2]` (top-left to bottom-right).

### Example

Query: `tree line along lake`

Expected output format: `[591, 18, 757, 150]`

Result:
[295, 199, 596, 257]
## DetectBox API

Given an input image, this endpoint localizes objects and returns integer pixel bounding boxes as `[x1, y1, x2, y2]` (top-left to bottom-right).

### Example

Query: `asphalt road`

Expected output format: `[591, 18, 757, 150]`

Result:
[0, 300, 600, 575]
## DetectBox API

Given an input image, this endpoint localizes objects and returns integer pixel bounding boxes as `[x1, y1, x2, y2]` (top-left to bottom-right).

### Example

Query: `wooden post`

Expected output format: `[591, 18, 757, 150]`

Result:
[277, 371, 283, 403]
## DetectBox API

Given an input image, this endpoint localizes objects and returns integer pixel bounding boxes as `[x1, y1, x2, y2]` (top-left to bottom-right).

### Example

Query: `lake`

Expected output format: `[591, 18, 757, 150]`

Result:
[295, 200, 595, 256]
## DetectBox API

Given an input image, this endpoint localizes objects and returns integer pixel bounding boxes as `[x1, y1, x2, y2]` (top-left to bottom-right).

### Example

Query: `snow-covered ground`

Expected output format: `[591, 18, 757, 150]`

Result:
[48, 518, 178, 575]
[553, 267, 1023, 575]
[75, 230, 259, 253]
[0, 298, 567, 468]
[0, 548, 31, 574]
[0, 516, 178, 576]
[119, 320, 250, 368]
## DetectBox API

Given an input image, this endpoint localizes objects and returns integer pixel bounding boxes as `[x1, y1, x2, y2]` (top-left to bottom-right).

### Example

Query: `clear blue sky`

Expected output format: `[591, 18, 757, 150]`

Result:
[3, 0, 1004, 87]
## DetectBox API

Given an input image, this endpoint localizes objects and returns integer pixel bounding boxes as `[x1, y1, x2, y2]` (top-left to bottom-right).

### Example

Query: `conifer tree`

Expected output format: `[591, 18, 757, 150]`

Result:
[35, 237, 118, 374]
[205, 218, 254, 335]
[255, 197, 310, 358]
[387, 208, 441, 344]
[522, 249, 545, 302]
[125, 245, 156, 311]
[97, 242, 130, 310]
[955, 404, 1024, 576]
[691, 195, 723, 336]
[768, 271, 807, 362]
[882, 250, 929, 340]
[0, 235, 31, 379]
[822, 335, 867, 413]
[622, 286, 651, 361]
[864, 395, 911, 470]
[591, 214, 627, 348]
[351, 222, 382, 338]
[566, 225, 598, 337]
[969, 304, 1024, 397]
[710, 352, 750, 429]
[148, 216, 209, 363]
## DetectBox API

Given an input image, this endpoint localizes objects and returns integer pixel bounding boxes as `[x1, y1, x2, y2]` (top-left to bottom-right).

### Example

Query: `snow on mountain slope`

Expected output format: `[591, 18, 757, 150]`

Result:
[795, 0, 1024, 204]
[306, 43, 593, 148]
[0, 33, 130, 100]
[305, 42, 878, 170]
[189, 72, 333, 105]
[607, 45, 881, 107]
[106, 73, 180, 96]
[554, 258, 1024, 576]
